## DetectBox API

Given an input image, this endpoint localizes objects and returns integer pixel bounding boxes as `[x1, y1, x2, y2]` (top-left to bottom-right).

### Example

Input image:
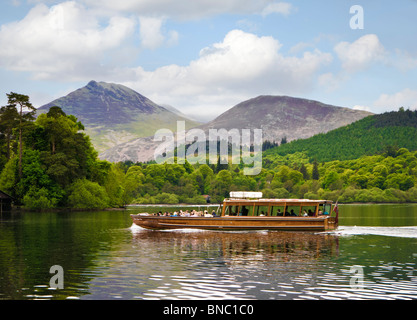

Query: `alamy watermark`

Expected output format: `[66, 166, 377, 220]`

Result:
[350, 5, 364, 30]
[350, 265, 364, 290]
[154, 121, 263, 175]
[49, 265, 64, 289]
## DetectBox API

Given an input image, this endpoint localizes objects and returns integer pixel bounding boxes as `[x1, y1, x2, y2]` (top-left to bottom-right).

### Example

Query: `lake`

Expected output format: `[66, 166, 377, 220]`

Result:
[0, 204, 416, 301]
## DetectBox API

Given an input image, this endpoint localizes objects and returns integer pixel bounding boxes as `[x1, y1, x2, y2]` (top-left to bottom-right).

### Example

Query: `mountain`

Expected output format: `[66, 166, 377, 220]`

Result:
[198, 95, 373, 143]
[37, 81, 199, 152]
[100, 95, 373, 163]
[263, 108, 417, 163]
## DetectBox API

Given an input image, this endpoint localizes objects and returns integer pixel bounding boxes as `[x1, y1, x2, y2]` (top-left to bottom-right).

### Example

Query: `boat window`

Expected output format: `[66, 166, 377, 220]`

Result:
[271, 205, 285, 216]
[323, 203, 332, 215]
[254, 205, 268, 216]
[285, 206, 300, 217]
[301, 206, 316, 217]
[228, 205, 239, 216]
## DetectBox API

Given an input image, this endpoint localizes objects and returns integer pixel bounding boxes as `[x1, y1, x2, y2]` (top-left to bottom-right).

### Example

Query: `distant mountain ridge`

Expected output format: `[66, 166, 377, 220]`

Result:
[198, 95, 373, 143]
[100, 94, 373, 163]
[37, 81, 199, 152]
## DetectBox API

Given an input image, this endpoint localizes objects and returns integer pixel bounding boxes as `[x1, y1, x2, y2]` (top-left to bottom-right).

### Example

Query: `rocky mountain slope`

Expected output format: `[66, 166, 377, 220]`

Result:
[198, 95, 373, 143]
[100, 95, 373, 163]
[37, 81, 199, 152]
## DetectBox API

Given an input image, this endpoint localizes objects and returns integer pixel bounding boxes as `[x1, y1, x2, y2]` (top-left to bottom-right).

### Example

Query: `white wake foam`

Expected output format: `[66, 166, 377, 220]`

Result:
[334, 226, 417, 238]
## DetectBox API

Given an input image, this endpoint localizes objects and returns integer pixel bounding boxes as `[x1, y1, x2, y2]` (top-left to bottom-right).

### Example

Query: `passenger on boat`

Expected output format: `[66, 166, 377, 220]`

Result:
[212, 210, 217, 217]
[303, 210, 308, 217]
[239, 206, 249, 216]
[308, 209, 314, 217]
[173, 211, 178, 216]
[204, 210, 212, 217]
[290, 209, 297, 216]
[276, 209, 283, 216]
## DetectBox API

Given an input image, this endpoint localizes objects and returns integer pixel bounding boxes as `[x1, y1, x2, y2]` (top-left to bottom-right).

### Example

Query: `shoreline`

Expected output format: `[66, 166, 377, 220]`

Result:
[5, 201, 417, 213]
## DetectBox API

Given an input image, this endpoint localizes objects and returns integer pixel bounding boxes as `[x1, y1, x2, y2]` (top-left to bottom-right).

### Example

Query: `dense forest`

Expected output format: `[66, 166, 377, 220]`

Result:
[264, 108, 417, 162]
[1, 93, 416, 210]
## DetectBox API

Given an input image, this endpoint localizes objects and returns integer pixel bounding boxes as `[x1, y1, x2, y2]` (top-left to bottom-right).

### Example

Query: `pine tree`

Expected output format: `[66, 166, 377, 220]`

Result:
[6, 93, 36, 178]
[312, 160, 319, 180]
[0, 104, 19, 161]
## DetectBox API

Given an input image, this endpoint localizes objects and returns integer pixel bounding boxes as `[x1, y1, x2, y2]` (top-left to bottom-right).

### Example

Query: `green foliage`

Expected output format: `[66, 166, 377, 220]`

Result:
[0, 97, 115, 210]
[67, 179, 110, 209]
[23, 187, 57, 211]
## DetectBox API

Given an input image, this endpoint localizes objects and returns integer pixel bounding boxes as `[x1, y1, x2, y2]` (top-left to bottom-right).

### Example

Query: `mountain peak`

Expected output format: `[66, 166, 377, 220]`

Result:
[38, 81, 164, 126]
[199, 95, 373, 143]
[37, 81, 200, 154]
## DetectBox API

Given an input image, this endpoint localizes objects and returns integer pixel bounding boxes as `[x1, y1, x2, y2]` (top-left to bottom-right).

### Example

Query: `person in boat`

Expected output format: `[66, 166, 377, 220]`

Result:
[303, 210, 308, 217]
[204, 210, 212, 217]
[173, 211, 178, 216]
[239, 206, 249, 216]
[290, 209, 297, 216]
[276, 209, 283, 216]
[211, 210, 217, 217]
[308, 209, 314, 217]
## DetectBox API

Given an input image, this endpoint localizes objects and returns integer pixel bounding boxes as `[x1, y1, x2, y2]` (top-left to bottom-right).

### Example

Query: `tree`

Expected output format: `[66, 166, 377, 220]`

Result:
[67, 179, 110, 209]
[299, 163, 310, 180]
[312, 160, 319, 180]
[0, 104, 19, 162]
[6, 93, 36, 178]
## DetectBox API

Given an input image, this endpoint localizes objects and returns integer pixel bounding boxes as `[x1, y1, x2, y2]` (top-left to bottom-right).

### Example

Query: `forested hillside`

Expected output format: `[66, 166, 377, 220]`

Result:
[264, 108, 417, 162]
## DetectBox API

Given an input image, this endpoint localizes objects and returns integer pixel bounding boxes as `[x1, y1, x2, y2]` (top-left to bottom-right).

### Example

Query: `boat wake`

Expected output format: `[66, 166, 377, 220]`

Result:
[331, 226, 417, 238]
[129, 223, 209, 234]
[130, 223, 417, 238]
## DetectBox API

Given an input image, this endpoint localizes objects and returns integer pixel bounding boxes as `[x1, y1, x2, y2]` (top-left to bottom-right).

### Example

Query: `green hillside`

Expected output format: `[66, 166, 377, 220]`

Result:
[264, 108, 417, 163]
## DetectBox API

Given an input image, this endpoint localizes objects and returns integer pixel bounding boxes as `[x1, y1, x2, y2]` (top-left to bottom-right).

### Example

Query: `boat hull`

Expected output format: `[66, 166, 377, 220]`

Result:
[131, 215, 338, 231]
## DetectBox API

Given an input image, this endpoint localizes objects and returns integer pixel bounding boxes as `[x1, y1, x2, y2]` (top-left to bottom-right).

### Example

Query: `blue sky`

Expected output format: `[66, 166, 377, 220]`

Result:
[0, 0, 416, 121]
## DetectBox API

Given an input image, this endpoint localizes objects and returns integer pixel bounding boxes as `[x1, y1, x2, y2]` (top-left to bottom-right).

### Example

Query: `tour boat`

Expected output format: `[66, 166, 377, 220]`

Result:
[131, 192, 339, 232]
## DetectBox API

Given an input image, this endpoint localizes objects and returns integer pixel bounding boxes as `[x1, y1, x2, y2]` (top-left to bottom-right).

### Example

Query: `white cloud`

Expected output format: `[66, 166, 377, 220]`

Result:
[261, 2, 292, 16]
[373, 88, 417, 112]
[82, 0, 293, 20]
[139, 16, 178, 49]
[0, 1, 135, 80]
[122, 29, 332, 119]
[352, 105, 371, 112]
[334, 34, 386, 72]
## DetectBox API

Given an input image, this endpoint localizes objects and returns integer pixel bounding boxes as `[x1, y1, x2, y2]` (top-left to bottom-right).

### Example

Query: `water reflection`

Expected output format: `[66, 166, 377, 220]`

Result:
[1, 207, 417, 300]
[119, 227, 340, 300]
[131, 227, 339, 265]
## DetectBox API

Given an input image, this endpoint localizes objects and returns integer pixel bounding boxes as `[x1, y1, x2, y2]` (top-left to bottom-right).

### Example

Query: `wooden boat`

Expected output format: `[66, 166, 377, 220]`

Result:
[131, 192, 339, 232]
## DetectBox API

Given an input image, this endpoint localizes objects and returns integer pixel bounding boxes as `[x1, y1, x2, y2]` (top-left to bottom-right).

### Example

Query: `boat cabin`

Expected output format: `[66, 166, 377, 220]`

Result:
[221, 192, 333, 218]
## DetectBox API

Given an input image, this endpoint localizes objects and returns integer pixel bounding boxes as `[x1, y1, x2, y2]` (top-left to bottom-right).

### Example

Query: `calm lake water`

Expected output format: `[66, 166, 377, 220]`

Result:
[1, 204, 417, 300]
